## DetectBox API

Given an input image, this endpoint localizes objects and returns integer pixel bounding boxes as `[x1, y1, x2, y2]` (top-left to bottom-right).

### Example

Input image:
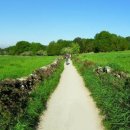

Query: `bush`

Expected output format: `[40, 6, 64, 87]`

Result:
[20, 51, 33, 56]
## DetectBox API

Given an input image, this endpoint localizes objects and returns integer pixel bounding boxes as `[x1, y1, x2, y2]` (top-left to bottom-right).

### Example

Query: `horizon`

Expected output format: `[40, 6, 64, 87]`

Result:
[0, 30, 129, 49]
[0, 0, 130, 48]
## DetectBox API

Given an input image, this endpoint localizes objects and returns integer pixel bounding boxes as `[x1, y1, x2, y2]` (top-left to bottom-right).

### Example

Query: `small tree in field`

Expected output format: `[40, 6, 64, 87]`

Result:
[71, 43, 80, 54]
[61, 47, 72, 55]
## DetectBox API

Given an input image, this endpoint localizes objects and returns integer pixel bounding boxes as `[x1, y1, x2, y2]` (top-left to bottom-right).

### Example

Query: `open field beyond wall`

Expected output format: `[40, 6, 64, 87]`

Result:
[78, 50, 130, 73]
[0, 56, 57, 81]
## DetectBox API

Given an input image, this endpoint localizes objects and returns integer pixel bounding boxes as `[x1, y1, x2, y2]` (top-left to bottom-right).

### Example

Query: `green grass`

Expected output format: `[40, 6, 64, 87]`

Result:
[13, 61, 64, 130]
[0, 56, 57, 81]
[73, 51, 130, 130]
[78, 50, 130, 73]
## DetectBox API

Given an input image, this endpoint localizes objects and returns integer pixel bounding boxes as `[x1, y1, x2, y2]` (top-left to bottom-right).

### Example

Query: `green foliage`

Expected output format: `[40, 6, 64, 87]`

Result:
[0, 84, 29, 130]
[94, 31, 129, 52]
[73, 31, 129, 53]
[0, 48, 2, 55]
[126, 36, 130, 49]
[60, 47, 72, 55]
[47, 41, 57, 56]
[30, 42, 47, 55]
[2, 41, 47, 56]
[15, 41, 31, 55]
[47, 40, 72, 55]
[1, 31, 130, 56]
[0, 56, 56, 81]
[20, 51, 33, 56]
[36, 50, 47, 56]
[73, 52, 130, 130]
[71, 42, 80, 54]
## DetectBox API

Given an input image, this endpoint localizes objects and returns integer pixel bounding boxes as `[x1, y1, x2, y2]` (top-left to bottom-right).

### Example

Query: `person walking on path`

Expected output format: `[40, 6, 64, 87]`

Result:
[37, 60, 104, 130]
[65, 54, 70, 65]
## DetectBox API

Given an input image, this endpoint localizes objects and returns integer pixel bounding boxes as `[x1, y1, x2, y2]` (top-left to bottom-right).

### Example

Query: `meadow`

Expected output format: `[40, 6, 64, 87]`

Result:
[78, 50, 130, 73]
[0, 56, 57, 81]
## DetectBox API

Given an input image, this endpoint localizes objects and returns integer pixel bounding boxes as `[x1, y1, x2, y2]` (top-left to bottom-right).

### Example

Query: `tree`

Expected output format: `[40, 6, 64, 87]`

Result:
[71, 43, 80, 54]
[94, 31, 129, 52]
[15, 41, 31, 54]
[73, 37, 84, 53]
[30, 42, 47, 55]
[47, 41, 56, 56]
[36, 50, 47, 56]
[47, 40, 72, 55]
[4, 46, 16, 55]
[0, 48, 3, 55]
[126, 36, 130, 49]
[94, 31, 113, 52]
[60, 47, 72, 55]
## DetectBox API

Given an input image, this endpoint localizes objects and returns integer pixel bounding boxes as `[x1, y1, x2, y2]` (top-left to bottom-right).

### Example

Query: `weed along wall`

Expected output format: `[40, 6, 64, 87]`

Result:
[0, 58, 63, 130]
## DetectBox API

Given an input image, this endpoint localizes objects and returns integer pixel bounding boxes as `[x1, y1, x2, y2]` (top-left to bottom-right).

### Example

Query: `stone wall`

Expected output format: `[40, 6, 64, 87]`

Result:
[0, 58, 62, 129]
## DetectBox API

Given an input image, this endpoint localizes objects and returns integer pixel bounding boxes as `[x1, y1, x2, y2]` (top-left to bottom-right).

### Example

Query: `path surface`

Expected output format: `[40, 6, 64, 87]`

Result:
[37, 60, 104, 130]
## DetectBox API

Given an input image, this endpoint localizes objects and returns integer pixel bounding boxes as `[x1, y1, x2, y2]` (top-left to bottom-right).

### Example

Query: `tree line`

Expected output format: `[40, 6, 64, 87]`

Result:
[0, 41, 47, 56]
[0, 31, 130, 56]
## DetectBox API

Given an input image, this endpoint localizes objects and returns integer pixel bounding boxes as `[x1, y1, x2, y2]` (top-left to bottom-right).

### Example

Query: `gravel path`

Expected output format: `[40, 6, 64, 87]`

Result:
[37, 60, 104, 130]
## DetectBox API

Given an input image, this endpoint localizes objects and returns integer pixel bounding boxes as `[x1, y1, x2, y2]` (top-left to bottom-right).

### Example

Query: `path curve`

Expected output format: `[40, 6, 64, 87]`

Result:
[37, 60, 104, 130]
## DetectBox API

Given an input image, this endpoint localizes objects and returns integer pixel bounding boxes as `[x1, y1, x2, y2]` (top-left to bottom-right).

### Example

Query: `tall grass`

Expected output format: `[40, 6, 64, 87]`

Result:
[0, 56, 56, 80]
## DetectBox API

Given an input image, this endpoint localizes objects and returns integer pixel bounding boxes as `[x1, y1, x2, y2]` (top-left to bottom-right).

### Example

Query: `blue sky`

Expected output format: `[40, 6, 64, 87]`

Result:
[0, 0, 130, 48]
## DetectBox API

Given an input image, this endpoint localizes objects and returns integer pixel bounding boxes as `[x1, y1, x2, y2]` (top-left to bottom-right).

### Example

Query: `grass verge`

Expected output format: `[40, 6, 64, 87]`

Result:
[73, 57, 130, 130]
[13, 61, 64, 130]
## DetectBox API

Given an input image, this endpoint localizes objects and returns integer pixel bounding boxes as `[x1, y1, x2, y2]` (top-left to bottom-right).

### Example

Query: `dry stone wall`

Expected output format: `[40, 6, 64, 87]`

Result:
[0, 58, 62, 129]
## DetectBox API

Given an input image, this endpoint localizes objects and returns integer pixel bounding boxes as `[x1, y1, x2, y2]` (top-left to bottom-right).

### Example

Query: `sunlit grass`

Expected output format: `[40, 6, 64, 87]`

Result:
[0, 56, 57, 80]
[78, 50, 130, 72]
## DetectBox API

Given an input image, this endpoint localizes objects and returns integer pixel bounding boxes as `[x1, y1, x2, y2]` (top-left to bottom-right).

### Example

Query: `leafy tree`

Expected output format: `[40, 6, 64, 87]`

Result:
[61, 47, 72, 55]
[20, 51, 33, 56]
[126, 36, 130, 42]
[117, 36, 128, 51]
[73, 37, 84, 53]
[15, 41, 31, 54]
[4, 46, 16, 55]
[30, 42, 47, 55]
[0, 48, 2, 55]
[94, 31, 113, 52]
[36, 50, 47, 56]
[94, 31, 129, 52]
[47, 40, 72, 55]
[71, 43, 80, 54]
[47, 41, 57, 56]
[126, 36, 130, 49]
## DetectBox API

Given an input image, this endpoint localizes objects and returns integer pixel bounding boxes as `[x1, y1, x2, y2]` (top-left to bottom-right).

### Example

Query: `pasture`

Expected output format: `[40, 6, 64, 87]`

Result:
[78, 50, 130, 73]
[0, 56, 56, 81]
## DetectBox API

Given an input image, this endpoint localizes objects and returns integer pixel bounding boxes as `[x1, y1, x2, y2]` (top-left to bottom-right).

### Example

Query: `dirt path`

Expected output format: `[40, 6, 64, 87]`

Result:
[37, 60, 104, 130]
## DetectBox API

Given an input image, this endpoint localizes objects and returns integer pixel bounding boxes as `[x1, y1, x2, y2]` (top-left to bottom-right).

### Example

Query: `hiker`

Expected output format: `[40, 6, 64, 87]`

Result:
[65, 54, 70, 65]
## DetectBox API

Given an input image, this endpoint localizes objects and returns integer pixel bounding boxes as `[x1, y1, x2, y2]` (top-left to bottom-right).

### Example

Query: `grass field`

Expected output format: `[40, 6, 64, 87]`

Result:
[78, 50, 130, 73]
[0, 56, 57, 81]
